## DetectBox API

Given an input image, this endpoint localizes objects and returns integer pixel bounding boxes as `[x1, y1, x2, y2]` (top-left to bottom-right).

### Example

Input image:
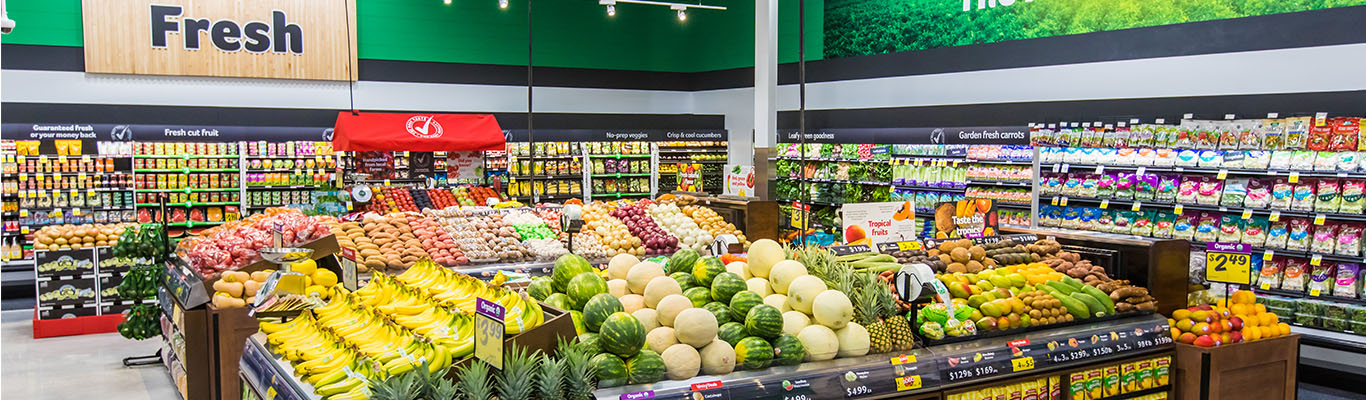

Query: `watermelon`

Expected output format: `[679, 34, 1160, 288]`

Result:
[567, 273, 609, 310]
[717, 322, 748, 347]
[599, 312, 646, 358]
[591, 353, 629, 388]
[728, 290, 764, 322]
[744, 304, 784, 340]
[625, 349, 667, 384]
[570, 310, 587, 335]
[669, 249, 700, 275]
[709, 272, 746, 303]
[670, 272, 698, 290]
[770, 334, 806, 366]
[734, 336, 774, 370]
[527, 277, 554, 301]
[684, 287, 712, 308]
[552, 254, 595, 292]
[544, 293, 573, 311]
[576, 333, 603, 355]
[703, 302, 732, 324]
[583, 293, 624, 332]
[691, 257, 727, 287]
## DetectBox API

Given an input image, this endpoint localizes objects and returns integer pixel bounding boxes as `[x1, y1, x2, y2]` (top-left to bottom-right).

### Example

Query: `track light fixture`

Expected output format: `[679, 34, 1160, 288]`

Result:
[677, 9, 686, 20]
[499, 0, 508, 8]
[443, 0, 451, 4]
[607, 5, 616, 16]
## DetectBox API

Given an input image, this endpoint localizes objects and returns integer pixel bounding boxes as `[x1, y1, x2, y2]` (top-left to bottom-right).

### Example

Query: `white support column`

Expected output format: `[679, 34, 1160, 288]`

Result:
[754, 0, 778, 149]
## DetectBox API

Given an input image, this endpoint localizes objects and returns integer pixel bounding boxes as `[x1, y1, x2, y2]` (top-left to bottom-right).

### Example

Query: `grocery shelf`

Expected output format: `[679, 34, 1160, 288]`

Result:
[773, 156, 891, 163]
[587, 154, 652, 158]
[969, 159, 1034, 165]
[588, 192, 652, 198]
[966, 180, 1032, 187]
[510, 154, 580, 159]
[508, 175, 583, 180]
[1053, 196, 1366, 222]
[133, 168, 239, 173]
[1252, 286, 1366, 307]
[1294, 326, 1366, 353]
[1045, 162, 1357, 179]
[997, 203, 1034, 209]
[658, 148, 728, 153]
[246, 185, 327, 190]
[244, 154, 335, 159]
[162, 221, 226, 228]
[590, 173, 651, 178]
[133, 154, 239, 159]
[659, 159, 728, 164]
[135, 188, 240, 193]
[136, 202, 240, 207]
[804, 178, 892, 186]
[775, 198, 844, 207]
[248, 168, 331, 173]
[892, 183, 967, 192]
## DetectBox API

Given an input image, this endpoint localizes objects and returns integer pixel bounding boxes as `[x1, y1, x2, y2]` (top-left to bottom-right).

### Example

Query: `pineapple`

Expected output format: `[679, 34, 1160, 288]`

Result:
[559, 339, 597, 400]
[881, 283, 916, 351]
[857, 285, 892, 354]
[368, 371, 422, 400]
[535, 352, 568, 400]
[453, 360, 494, 400]
[496, 346, 538, 400]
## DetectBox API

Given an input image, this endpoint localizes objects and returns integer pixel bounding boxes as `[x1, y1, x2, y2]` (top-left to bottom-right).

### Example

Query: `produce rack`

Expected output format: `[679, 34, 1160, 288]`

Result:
[593, 314, 1173, 400]
[657, 141, 729, 196]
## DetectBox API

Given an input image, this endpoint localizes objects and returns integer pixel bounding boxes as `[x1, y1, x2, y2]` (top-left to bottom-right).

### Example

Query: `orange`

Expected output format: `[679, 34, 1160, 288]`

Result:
[1254, 304, 1267, 314]
[1260, 313, 1278, 327]
[1244, 326, 1261, 341]
[1278, 323, 1291, 336]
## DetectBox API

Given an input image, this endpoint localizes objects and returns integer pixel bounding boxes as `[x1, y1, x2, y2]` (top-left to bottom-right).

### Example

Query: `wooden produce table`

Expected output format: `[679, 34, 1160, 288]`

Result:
[1173, 334, 1300, 400]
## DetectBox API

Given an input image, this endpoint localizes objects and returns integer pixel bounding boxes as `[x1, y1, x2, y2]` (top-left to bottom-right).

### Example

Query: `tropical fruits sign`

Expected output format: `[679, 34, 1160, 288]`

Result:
[840, 201, 918, 245]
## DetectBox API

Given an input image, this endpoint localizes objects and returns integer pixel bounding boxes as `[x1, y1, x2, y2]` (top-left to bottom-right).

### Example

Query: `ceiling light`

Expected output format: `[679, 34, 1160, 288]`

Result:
[499, 0, 508, 8]
[443, 0, 451, 4]
[677, 9, 686, 20]
[607, 5, 616, 16]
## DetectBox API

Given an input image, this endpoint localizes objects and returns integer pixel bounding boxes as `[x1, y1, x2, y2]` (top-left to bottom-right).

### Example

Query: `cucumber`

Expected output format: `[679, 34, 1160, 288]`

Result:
[1078, 285, 1116, 315]
[1044, 281, 1076, 296]
[1049, 291, 1090, 319]
[1070, 292, 1108, 318]
[1061, 276, 1086, 291]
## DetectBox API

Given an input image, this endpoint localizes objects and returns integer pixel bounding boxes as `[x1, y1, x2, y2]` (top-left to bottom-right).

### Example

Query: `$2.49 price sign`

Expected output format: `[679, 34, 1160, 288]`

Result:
[1205, 242, 1252, 285]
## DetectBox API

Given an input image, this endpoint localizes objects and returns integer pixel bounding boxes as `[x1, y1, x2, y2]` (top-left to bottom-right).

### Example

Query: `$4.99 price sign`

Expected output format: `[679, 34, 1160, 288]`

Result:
[1205, 242, 1252, 285]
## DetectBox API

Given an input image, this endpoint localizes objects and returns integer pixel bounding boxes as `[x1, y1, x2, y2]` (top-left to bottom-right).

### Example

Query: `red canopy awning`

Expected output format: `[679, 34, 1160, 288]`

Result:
[333, 112, 505, 152]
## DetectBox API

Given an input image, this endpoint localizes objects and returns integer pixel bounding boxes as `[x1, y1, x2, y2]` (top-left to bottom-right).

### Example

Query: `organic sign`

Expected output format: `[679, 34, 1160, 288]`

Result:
[1205, 242, 1252, 285]
[474, 298, 505, 370]
[840, 202, 918, 245]
[932, 199, 998, 239]
[81, 0, 358, 81]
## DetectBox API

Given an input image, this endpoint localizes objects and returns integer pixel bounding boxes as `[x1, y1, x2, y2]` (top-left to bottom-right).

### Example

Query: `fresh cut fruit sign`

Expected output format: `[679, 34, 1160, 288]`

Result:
[840, 201, 918, 245]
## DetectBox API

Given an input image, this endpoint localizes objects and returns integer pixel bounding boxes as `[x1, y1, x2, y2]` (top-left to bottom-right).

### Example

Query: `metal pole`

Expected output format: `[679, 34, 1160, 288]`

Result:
[527, 0, 536, 204]
[798, 0, 808, 246]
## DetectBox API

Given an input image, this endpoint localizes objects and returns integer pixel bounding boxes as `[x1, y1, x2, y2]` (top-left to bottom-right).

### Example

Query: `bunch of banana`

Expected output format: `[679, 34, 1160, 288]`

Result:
[259, 313, 377, 400]
[354, 273, 476, 358]
[389, 258, 545, 334]
[310, 292, 454, 375]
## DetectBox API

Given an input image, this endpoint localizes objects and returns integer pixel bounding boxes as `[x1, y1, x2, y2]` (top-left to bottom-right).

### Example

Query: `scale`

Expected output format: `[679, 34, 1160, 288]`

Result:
[895, 263, 976, 336]
[250, 247, 314, 315]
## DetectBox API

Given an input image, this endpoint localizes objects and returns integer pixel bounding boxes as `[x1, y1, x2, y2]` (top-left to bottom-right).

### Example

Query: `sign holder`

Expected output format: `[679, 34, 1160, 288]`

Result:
[475, 297, 506, 370]
[1204, 242, 1253, 303]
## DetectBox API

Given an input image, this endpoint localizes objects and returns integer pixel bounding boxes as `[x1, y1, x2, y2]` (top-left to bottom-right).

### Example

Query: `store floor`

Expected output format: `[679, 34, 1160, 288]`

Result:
[1, 305, 1363, 399]
[1, 310, 177, 399]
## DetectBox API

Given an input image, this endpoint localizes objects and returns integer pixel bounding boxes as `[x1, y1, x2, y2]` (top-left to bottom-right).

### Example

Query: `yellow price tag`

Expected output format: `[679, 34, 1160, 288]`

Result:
[473, 298, 505, 370]
[57, 155, 66, 163]
[18, 173, 26, 180]
[78, 172, 86, 180]
[21, 227, 29, 234]
[19, 210, 27, 217]
[1289, 172, 1300, 184]
[82, 155, 90, 163]
[1263, 250, 1274, 261]
[1260, 281, 1271, 290]
[1060, 197, 1068, 206]
[890, 354, 918, 365]
[895, 375, 922, 392]
[16, 155, 25, 162]
[383, 179, 390, 186]
[36, 173, 44, 180]
[1241, 209, 1253, 219]
[1310, 288, 1322, 297]
[1174, 204, 1184, 215]
[1131, 201, 1142, 212]
[1100, 199, 1109, 209]
[72, 208, 82, 216]
[266, 387, 276, 400]
[1314, 214, 1327, 225]
[896, 241, 922, 251]
[1217, 169, 1228, 180]
[1011, 356, 1036, 372]
[1310, 254, 1323, 266]
[1269, 211, 1280, 222]
[345, 202, 354, 211]
[38, 155, 47, 163]
[1205, 249, 1252, 285]
[1051, 197, 1060, 206]
[54, 172, 62, 180]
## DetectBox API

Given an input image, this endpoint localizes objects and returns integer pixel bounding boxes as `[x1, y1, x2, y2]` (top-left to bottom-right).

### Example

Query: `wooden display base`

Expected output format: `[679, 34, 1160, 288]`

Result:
[1173, 334, 1300, 400]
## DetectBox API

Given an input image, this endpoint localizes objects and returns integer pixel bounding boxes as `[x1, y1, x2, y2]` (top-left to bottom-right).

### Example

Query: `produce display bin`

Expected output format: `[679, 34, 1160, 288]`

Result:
[1173, 333, 1300, 400]
[1002, 226, 1190, 315]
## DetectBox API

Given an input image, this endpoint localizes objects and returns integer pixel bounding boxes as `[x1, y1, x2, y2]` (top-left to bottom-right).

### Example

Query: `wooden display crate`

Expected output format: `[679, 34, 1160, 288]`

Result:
[1173, 334, 1300, 400]
[448, 301, 577, 375]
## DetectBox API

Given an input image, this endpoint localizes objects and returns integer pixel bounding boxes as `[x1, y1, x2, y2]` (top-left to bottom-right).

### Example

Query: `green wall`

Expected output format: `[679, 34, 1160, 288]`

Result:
[1, 0, 824, 73]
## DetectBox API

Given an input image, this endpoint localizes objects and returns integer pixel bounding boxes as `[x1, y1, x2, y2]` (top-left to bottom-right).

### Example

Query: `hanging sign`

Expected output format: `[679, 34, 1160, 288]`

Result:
[446, 151, 485, 181]
[723, 164, 756, 197]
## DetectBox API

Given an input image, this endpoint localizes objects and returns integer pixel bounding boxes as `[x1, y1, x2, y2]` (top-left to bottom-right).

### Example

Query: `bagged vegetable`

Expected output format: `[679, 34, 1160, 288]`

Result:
[1341, 179, 1365, 214]
[1242, 217, 1268, 247]
[1286, 218, 1312, 251]
[1194, 213, 1220, 242]
[1333, 264, 1360, 298]
[1244, 178, 1272, 208]
[1280, 258, 1308, 292]
[1316, 179, 1341, 213]
[1338, 224, 1363, 257]
[1220, 178, 1248, 208]
[1307, 263, 1336, 296]
[1258, 257, 1283, 289]
[1292, 180, 1317, 212]
[1266, 219, 1290, 249]
[1219, 215, 1243, 243]
[1312, 223, 1339, 254]
[1270, 178, 1294, 210]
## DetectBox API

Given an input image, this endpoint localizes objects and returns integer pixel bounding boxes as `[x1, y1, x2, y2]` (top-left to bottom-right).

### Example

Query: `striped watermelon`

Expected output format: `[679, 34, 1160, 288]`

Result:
[567, 273, 609, 310]
[544, 293, 573, 311]
[576, 333, 602, 355]
[583, 293, 624, 332]
[734, 336, 774, 370]
[591, 353, 629, 388]
[728, 290, 764, 322]
[769, 334, 806, 366]
[669, 249, 700, 275]
[717, 322, 748, 347]
[599, 312, 646, 358]
[692, 257, 727, 286]
[745, 304, 784, 340]
[684, 287, 712, 308]
[552, 254, 595, 292]
[626, 349, 667, 384]
[527, 277, 554, 301]
[570, 310, 587, 335]
[671, 272, 698, 290]
[703, 302, 732, 324]
[709, 272, 746, 303]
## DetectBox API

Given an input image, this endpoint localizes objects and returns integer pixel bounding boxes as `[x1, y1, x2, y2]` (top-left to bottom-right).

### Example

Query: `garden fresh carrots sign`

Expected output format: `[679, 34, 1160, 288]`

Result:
[823, 0, 1366, 58]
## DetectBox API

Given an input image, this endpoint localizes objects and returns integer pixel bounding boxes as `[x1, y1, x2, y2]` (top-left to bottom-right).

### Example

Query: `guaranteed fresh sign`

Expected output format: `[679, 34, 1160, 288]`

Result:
[81, 0, 357, 81]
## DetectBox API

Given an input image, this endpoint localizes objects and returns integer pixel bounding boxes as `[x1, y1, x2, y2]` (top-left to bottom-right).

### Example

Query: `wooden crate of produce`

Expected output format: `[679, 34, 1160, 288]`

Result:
[1173, 333, 1299, 400]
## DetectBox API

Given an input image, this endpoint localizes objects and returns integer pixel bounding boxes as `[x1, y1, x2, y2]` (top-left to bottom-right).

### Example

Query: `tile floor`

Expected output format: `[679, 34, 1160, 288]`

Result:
[2, 306, 1363, 399]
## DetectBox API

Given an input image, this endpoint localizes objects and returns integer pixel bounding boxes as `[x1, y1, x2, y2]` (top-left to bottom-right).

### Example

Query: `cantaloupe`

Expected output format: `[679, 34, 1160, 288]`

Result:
[607, 279, 629, 298]
[633, 308, 661, 332]
[835, 322, 870, 357]
[673, 308, 719, 348]
[764, 294, 792, 313]
[746, 278, 773, 297]
[643, 276, 683, 308]
[747, 239, 783, 278]
[621, 294, 646, 314]
[813, 290, 854, 329]
[768, 260, 807, 294]
[726, 262, 751, 280]
[797, 324, 839, 361]
[661, 344, 702, 380]
[626, 261, 665, 294]
[646, 327, 679, 353]
[608, 253, 640, 280]
[782, 311, 811, 336]
[786, 275, 828, 314]
[699, 339, 736, 375]
[655, 295, 693, 326]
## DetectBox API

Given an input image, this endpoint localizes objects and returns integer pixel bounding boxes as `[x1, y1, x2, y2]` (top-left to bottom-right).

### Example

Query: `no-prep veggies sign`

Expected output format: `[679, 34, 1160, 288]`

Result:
[1205, 242, 1252, 285]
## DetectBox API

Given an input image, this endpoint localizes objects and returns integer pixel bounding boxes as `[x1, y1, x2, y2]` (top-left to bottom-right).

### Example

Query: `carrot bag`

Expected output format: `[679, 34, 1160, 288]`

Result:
[1280, 257, 1308, 292]
[1258, 257, 1283, 289]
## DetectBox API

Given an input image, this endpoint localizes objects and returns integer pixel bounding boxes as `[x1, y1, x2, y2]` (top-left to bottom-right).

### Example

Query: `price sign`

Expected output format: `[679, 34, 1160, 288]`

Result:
[1099, 199, 1109, 209]
[1314, 214, 1327, 225]
[1269, 211, 1280, 222]
[1136, 166, 1147, 176]
[894, 376, 922, 392]
[1095, 165, 1104, 174]
[1263, 250, 1274, 261]
[1205, 242, 1252, 285]
[829, 245, 873, 257]
[1060, 197, 1068, 206]
[726, 376, 818, 400]
[1173, 204, 1184, 215]
[339, 248, 358, 291]
[1217, 169, 1229, 180]
[1011, 356, 1036, 372]
[1241, 209, 1254, 220]
[1051, 197, 1060, 206]
[1310, 254, 1323, 266]
[1289, 172, 1300, 184]
[876, 241, 923, 254]
[838, 368, 893, 398]
[1131, 201, 1142, 212]
[475, 298, 506, 370]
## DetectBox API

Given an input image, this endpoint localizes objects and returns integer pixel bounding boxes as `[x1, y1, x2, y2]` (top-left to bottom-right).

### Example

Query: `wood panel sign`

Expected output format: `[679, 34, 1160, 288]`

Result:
[81, 0, 357, 81]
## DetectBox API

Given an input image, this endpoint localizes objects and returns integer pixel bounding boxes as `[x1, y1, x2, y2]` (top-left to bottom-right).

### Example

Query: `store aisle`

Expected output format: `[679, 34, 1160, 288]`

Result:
[1, 310, 177, 399]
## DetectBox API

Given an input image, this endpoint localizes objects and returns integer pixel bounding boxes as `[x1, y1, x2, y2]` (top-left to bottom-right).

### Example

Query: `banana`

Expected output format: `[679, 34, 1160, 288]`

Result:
[325, 386, 370, 400]
[316, 377, 365, 396]
[306, 364, 350, 387]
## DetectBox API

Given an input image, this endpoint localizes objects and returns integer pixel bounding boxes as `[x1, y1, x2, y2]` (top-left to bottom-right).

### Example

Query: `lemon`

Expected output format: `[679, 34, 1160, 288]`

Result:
[290, 258, 318, 276]
[312, 269, 338, 287]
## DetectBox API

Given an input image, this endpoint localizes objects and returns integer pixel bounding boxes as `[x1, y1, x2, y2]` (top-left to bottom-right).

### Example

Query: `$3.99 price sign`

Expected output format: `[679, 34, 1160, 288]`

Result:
[1204, 242, 1252, 285]
[474, 298, 506, 369]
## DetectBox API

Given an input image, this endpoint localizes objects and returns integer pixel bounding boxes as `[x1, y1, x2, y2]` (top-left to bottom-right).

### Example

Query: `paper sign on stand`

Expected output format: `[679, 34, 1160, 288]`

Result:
[722, 164, 756, 197]
[840, 202, 918, 245]
[931, 199, 999, 239]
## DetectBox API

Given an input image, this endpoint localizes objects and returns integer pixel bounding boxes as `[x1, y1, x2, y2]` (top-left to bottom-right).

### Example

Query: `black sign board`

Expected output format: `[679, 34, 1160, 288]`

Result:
[2, 123, 332, 142]
[163, 257, 210, 309]
[828, 244, 874, 256]
[779, 126, 1030, 145]
[504, 129, 728, 143]
[726, 375, 822, 400]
